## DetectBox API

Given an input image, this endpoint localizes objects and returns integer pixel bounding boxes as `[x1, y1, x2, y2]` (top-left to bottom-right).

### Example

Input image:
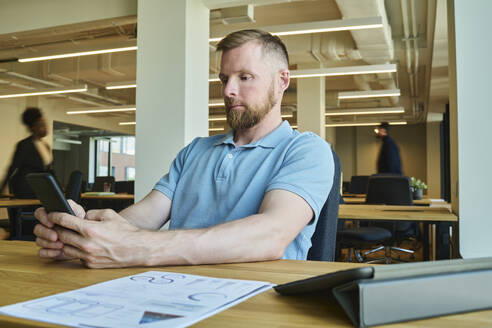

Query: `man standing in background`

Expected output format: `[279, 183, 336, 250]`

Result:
[375, 122, 402, 174]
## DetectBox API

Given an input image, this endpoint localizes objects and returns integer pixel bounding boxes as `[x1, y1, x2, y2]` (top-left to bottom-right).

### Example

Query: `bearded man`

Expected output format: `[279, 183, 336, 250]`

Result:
[33, 29, 334, 268]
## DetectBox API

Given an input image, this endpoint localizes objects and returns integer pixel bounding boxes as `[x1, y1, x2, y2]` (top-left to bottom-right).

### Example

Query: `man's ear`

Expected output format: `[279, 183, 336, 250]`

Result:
[279, 70, 290, 92]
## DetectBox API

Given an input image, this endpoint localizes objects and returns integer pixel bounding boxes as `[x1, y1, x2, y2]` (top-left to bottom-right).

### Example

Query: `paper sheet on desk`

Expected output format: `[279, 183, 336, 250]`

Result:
[0, 271, 274, 328]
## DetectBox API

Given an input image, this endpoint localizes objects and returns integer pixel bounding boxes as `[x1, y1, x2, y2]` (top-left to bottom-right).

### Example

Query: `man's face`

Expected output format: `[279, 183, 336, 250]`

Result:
[219, 41, 280, 130]
[375, 127, 387, 139]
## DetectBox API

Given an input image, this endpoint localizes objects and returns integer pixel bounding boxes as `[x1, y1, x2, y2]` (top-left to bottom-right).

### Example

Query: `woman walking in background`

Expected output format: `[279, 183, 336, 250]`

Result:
[0, 107, 55, 198]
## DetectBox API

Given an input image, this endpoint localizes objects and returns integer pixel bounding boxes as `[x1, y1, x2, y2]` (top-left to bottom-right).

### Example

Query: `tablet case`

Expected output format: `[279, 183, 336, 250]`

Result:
[276, 257, 492, 327]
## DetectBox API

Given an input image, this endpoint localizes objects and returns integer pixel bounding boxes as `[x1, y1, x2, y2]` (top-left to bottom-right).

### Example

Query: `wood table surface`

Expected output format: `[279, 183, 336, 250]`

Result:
[1, 241, 491, 327]
[342, 197, 449, 207]
[338, 204, 457, 222]
[0, 199, 40, 208]
[80, 193, 134, 200]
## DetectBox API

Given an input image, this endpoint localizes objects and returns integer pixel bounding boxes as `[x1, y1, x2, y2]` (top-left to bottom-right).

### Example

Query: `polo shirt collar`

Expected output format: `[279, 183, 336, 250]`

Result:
[213, 120, 292, 148]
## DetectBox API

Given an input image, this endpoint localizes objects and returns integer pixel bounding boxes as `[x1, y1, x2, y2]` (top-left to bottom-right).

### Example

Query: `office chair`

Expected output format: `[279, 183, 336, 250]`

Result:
[362, 175, 417, 263]
[348, 175, 370, 194]
[7, 181, 39, 241]
[308, 148, 341, 261]
[93, 176, 115, 192]
[115, 180, 135, 194]
[307, 149, 342, 261]
[65, 170, 83, 203]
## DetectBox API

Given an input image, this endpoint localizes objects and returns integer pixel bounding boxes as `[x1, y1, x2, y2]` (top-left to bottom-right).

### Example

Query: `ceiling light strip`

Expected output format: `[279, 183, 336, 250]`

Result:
[338, 89, 401, 100]
[325, 121, 407, 127]
[18, 46, 138, 62]
[208, 113, 293, 121]
[106, 83, 137, 90]
[67, 106, 136, 115]
[291, 64, 397, 79]
[209, 16, 383, 42]
[0, 85, 88, 99]
[325, 107, 404, 116]
[121, 121, 226, 132]
[209, 64, 396, 82]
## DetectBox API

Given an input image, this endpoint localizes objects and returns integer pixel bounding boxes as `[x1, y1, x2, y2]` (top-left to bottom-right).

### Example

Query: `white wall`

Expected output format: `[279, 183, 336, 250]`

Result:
[449, 0, 492, 258]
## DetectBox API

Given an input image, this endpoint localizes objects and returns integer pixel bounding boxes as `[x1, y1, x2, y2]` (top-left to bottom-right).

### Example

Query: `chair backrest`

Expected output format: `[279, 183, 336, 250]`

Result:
[65, 170, 83, 202]
[366, 175, 414, 234]
[365, 175, 413, 205]
[349, 175, 370, 194]
[93, 176, 115, 192]
[307, 148, 342, 261]
[115, 180, 135, 194]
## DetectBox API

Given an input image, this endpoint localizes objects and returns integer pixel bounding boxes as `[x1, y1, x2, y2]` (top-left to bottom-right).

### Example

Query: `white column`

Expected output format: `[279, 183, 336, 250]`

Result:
[296, 77, 326, 139]
[135, 0, 209, 200]
[448, 0, 492, 257]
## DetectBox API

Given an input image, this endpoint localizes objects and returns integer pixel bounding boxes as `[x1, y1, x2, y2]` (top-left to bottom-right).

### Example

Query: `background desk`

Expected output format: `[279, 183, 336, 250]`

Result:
[0, 241, 491, 327]
[80, 193, 134, 212]
[338, 204, 458, 260]
[342, 197, 450, 207]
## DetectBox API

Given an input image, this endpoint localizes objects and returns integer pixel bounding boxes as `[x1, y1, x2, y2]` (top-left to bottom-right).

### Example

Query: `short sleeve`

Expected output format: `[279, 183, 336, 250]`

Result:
[153, 138, 199, 200]
[265, 133, 334, 223]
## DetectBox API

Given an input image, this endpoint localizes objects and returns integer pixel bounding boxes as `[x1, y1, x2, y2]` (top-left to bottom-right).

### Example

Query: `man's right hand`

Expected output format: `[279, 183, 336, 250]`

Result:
[34, 200, 86, 260]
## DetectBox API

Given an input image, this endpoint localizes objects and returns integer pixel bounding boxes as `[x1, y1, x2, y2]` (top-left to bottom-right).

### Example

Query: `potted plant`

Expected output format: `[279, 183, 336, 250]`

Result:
[410, 177, 427, 200]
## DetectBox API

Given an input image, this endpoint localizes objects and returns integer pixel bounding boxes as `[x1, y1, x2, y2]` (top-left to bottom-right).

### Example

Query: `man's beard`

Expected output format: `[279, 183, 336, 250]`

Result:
[225, 84, 276, 131]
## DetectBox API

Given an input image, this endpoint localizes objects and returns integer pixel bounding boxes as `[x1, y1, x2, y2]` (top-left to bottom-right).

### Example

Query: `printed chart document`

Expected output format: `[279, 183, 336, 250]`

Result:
[0, 271, 274, 328]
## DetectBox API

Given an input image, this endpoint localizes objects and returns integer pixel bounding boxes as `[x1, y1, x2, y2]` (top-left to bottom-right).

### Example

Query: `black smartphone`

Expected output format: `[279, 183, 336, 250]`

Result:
[26, 173, 75, 215]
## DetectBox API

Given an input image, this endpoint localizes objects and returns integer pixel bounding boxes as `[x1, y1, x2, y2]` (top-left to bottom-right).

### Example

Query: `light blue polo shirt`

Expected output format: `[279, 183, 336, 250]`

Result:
[154, 121, 334, 260]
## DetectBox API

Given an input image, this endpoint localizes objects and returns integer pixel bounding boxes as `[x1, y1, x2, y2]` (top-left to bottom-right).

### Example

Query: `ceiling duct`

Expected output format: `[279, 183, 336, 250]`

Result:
[219, 5, 255, 25]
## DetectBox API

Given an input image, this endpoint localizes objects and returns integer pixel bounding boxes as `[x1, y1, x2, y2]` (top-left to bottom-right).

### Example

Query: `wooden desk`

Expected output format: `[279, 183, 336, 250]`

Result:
[342, 192, 366, 198]
[0, 199, 40, 208]
[0, 241, 491, 327]
[338, 204, 458, 260]
[338, 204, 457, 222]
[80, 193, 134, 212]
[81, 193, 134, 200]
[342, 197, 450, 207]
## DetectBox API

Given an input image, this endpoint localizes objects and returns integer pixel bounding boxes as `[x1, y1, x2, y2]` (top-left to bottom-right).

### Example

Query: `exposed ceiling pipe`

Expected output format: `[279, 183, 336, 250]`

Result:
[334, 0, 399, 108]
[400, 0, 415, 100]
[410, 0, 419, 100]
[309, 34, 324, 66]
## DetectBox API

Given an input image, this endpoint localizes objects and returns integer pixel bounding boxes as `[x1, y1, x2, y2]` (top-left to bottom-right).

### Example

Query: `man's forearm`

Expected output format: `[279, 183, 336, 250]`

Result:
[119, 204, 167, 230]
[140, 214, 289, 266]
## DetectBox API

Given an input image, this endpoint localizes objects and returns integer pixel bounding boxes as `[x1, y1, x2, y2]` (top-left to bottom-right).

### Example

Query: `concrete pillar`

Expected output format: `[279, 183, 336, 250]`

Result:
[135, 0, 209, 200]
[296, 77, 326, 139]
[448, 0, 492, 257]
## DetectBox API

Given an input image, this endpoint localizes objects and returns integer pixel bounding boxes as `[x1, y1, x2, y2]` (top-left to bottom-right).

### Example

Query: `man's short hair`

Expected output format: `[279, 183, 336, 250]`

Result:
[216, 29, 289, 69]
[379, 122, 391, 132]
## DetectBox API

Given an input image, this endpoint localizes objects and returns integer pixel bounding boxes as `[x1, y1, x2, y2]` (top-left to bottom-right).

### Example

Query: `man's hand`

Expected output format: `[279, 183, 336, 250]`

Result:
[34, 200, 85, 260]
[49, 209, 144, 268]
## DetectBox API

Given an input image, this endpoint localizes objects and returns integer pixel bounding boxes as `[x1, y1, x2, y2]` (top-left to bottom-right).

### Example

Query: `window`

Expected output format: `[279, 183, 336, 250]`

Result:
[125, 167, 136, 181]
[111, 137, 121, 154]
[122, 136, 135, 155]
[92, 136, 135, 182]
[96, 139, 110, 177]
